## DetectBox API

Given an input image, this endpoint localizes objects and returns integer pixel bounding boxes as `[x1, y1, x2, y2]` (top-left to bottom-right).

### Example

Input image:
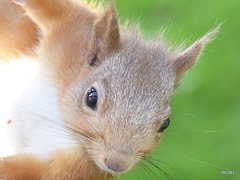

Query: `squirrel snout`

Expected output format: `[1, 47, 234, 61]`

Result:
[104, 156, 131, 173]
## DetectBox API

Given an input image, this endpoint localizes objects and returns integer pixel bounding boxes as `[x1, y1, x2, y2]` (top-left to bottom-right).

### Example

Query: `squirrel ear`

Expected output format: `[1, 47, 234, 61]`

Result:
[87, 1, 120, 66]
[172, 26, 220, 80]
[13, 0, 72, 32]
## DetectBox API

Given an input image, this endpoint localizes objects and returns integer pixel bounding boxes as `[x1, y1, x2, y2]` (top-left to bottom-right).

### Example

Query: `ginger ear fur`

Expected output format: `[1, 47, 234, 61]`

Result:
[13, 0, 74, 32]
[0, 0, 38, 61]
[172, 25, 221, 82]
[87, 1, 120, 66]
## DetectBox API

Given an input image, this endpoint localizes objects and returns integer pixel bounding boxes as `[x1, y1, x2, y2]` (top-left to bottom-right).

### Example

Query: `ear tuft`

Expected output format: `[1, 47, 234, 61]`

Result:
[172, 24, 221, 79]
[197, 23, 221, 46]
[88, 0, 120, 66]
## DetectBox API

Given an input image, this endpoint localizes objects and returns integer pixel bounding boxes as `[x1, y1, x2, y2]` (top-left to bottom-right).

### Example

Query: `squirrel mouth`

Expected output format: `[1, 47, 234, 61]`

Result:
[103, 157, 132, 174]
[92, 152, 134, 175]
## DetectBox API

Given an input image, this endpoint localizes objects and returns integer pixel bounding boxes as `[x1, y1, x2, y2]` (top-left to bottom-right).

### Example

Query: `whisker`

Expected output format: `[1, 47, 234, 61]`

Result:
[192, 129, 224, 133]
[147, 157, 196, 180]
[163, 133, 188, 147]
[140, 161, 160, 180]
[138, 163, 151, 180]
[151, 152, 227, 170]
[143, 158, 174, 180]
[14, 106, 102, 145]
[180, 113, 209, 122]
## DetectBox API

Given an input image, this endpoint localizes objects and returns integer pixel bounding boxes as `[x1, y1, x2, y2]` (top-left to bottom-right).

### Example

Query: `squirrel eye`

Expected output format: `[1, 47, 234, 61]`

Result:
[157, 118, 170, 133]
[86, 88, 98, 109]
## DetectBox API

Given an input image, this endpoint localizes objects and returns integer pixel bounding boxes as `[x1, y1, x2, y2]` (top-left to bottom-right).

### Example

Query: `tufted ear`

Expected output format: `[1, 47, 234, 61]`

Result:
[172, 25, 220, 81]
[13, 0, 73, 32]
[87, 1, 120, 66]
[0, 0, 38, 60]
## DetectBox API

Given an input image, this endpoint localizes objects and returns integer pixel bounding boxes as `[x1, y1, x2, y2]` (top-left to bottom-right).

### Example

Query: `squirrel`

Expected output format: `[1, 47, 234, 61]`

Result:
[0, 0, 220, 179]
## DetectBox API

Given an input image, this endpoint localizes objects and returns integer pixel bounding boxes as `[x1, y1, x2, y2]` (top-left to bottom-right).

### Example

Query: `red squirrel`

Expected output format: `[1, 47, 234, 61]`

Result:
[0, 0, 219, 179]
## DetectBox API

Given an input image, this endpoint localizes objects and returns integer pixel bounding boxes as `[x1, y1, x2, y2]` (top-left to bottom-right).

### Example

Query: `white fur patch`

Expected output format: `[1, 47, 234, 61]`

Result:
[0, 60, 76, 160]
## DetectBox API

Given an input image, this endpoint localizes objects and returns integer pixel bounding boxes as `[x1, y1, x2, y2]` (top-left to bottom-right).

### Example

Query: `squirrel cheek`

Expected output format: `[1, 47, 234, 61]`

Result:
[138, 137, 160, 156]
[156, 132, 164, 140]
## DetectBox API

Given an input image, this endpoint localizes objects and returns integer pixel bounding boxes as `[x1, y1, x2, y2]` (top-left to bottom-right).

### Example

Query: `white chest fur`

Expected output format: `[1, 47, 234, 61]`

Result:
[0, 60, 76, 160]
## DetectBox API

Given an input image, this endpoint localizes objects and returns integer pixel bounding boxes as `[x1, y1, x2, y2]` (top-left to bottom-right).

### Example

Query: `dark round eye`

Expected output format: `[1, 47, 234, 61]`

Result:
[86, 88, 98, 109]
[157, 118, 170, 133]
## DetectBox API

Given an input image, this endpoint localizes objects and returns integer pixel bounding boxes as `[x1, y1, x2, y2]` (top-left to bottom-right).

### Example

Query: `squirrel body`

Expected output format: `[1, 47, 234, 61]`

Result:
[7, 62, 76, 160]
[0, 0, 219, 179]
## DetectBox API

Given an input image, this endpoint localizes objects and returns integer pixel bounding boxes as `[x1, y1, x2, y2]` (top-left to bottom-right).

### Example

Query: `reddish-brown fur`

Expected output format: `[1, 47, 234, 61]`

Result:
[0, 0, 118, 179]
[0, 0, 38, 61]
[0, 0, 219, 179]
[0, 149, 112, 180]
[0, 0, 113, 179]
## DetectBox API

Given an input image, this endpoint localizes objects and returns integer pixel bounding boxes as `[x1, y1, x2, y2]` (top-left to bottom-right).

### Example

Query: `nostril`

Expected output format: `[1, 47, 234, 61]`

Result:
[104, 158, 126, 173]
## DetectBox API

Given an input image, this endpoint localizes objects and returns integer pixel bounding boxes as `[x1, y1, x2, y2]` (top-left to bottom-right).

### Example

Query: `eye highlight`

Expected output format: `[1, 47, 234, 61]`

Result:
[157, 118, 170, 133]
[86, 88, 98, 109]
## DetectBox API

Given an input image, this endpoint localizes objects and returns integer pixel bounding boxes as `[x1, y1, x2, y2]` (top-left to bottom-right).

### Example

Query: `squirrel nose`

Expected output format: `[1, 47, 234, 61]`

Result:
[104, 157, 130, 173]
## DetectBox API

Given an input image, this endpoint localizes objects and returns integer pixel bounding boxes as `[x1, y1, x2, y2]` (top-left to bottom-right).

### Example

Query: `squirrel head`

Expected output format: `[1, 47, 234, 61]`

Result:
[16, 0, 219, 175]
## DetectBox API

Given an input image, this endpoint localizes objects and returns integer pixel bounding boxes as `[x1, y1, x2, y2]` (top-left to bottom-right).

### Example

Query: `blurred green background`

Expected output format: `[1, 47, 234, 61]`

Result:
[114, 0, 240, 179]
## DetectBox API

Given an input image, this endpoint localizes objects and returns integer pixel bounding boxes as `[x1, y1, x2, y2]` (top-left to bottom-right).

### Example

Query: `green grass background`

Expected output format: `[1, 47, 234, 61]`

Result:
[113, 0, 240, 179]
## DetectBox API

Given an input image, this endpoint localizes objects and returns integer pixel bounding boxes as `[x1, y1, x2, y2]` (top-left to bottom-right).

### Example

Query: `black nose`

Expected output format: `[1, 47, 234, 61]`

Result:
[104, 157, 128, 173]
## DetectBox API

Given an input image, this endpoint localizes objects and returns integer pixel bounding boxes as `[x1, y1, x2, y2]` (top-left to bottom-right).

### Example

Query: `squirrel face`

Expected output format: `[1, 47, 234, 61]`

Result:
[60, 40, 174, 173]
[16, 0, 219, 175]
